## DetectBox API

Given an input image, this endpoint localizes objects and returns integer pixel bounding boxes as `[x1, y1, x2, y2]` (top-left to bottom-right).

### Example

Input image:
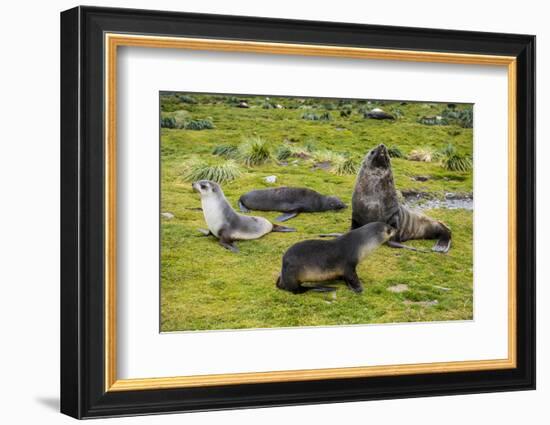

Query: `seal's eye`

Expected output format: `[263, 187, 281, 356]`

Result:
[200, 184, 207, 190]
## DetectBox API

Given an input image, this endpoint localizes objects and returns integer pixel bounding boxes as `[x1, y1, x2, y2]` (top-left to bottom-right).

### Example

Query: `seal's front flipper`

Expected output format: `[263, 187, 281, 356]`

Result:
[272, 224, 296, 232]
[219, 240, 239, 253]
[386, 240, 430, 253]
[344, 270, 364, 293]
[218, 228, 239, 253]
[309, 285, 337, 292]
[197, 228, 211, 236]
[275, 212, 298, 222]
[318, 233, 343, 238]
[238, 200, 250, 213]
[432, 237, 451, 253]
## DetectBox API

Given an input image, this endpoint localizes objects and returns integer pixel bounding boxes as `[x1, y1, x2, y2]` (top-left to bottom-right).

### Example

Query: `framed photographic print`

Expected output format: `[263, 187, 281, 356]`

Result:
[60, 6, 536, 419]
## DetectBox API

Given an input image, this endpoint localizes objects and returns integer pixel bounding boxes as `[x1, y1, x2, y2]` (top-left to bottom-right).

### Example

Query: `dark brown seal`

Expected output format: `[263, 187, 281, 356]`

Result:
[351, 144, 452, 253]
[238, 187, 346, 222]
[276, 222, 395, 294]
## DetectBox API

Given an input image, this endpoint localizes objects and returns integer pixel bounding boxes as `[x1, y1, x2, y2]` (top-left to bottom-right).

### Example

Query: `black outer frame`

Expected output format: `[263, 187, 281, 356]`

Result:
[60, 5, 535, 419]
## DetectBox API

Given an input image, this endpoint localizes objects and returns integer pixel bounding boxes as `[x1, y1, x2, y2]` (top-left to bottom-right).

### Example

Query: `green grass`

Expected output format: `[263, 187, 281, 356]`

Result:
[160, 95, 473, 332]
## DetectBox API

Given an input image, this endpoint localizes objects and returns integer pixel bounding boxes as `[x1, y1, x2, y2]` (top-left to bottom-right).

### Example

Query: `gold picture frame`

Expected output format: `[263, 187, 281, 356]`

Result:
[104, 33, 517, 392]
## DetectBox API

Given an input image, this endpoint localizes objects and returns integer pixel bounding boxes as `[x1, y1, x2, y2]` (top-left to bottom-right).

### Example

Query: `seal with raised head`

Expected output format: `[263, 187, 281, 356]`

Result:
[238, 187, 347, 222]
[192, 180, 295, 253]
[352, 144, 452, 253]
[276, 222, 396, 294]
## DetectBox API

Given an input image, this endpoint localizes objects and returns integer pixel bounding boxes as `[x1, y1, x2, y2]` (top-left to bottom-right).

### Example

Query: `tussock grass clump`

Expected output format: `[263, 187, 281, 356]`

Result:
[212, 144, 238, 158]
[340, 108, 352, 118]
[388, 145, 405, 158]
[330, 156, 359, 176]
[225, 96, 240, 106]
[301, 112, 332, 121]
[161, 116, 177, 129]
[301, 112, 319, 120]
[181, 158, 242, 184]
[276, 144, 313, 160]
[238, 137, 272, 166]
[408, 148, 435, 162]
[392, 108, 404, 119]
[309, 150, 358, 175]
[312, 150, 344, 163]
[262, 101, 274, 109]
[439, 143, 473, 172]
[442, 108, 473, 128]
[442, 154, 473, 172]
[185, 119, 214, 130]
[179, 95, 196, 104]
[275, 145, 292, 161]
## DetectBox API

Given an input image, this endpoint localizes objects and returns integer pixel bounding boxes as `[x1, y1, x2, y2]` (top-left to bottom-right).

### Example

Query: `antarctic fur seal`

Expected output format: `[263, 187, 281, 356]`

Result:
[192, 180, 295, 253]
[276, 222, 396, 294]
[238, 187, 346, 222]
[364, 108, 395, 120]
[351, 144, 452, 253]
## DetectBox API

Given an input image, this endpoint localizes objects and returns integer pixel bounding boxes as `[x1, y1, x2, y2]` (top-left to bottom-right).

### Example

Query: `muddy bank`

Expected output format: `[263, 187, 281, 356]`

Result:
[402, 190, 473, 210]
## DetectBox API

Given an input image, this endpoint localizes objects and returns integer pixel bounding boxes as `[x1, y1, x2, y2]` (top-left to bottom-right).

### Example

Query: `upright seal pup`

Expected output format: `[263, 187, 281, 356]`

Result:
[352, 144, 452, 253]
[276, 222, 395, 294]
[238, 187, 346, 222]
[192, 180, 295, 253]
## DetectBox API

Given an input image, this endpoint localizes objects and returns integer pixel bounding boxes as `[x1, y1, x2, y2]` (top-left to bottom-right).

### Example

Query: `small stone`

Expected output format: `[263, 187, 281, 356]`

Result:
[412, 176, 429, 182]
[161, 212, 174, 219]
[264, 175, 277, 183]
[387, 284, 409, 293]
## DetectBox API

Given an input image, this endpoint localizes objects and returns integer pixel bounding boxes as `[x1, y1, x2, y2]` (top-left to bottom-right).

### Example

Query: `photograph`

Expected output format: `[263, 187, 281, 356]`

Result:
[160, 92, 474, 332]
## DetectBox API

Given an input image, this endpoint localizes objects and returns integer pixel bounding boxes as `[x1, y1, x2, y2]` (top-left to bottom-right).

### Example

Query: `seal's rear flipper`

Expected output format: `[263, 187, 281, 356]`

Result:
[432, 238, 451, 253]
[318, 233, 343, 238]
[386, 240, 430, 253]
[197, 228, 211, 236]
[272, 224, 296, 232]
[238, 200, 250, 213]
[275, 212, 298, 222]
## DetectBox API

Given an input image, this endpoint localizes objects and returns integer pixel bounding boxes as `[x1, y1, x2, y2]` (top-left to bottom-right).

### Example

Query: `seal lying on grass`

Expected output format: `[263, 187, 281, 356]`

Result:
[192, 180, 295, 253]
[352, 144, 452, 253]
[276, 222, 395, 294]
[238, 187, 346, 222]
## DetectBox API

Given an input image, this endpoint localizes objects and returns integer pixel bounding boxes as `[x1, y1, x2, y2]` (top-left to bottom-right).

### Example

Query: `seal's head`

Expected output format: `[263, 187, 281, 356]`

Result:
[355, 222, 397, 260]
[362, 221, 397, 243]
[192, 180, 222, 198]
[363, 144, 391, 170]
[323, 196, 347, 211]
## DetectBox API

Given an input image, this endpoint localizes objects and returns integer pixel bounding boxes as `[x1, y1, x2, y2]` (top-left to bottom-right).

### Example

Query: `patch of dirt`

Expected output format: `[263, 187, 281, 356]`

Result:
[402, 191, 473, 210]
[312, 161, 332, 171]
[387, 284, 409, 293]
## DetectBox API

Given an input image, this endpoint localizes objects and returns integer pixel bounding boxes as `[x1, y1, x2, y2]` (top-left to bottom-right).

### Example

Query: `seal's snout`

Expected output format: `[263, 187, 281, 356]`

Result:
[191, 181, 200, 193]
[370, 144, 390, 168]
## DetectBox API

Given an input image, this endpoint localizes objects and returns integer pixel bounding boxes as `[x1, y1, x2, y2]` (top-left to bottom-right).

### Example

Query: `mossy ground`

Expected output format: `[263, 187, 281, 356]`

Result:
[160, 94, 473, 332]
